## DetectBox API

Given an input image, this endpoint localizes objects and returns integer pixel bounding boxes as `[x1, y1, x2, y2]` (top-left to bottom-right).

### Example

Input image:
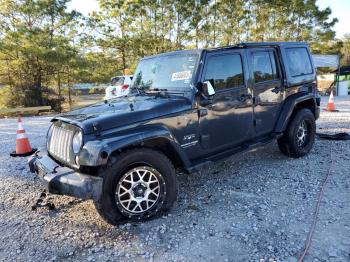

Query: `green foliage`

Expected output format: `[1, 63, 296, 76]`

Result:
[86, 0, 339, 76]
[0, 86, 14, 109]
[340, 34, 350, 65]
[0, 0, 81, 109]
[0, 0, 343, 110]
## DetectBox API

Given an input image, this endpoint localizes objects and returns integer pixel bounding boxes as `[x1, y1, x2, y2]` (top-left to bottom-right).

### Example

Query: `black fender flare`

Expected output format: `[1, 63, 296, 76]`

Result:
[274, 92, 317, 133]
[77, 125, 191, 170]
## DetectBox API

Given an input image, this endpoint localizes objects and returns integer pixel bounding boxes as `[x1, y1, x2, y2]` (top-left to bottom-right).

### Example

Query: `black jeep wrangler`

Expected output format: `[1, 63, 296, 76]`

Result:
[29, 42, 320, 225]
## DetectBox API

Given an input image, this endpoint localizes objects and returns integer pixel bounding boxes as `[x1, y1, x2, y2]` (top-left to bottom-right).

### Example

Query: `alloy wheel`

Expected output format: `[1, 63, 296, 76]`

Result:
[116, 166, 163, 214]
[296, 120, 308, 147]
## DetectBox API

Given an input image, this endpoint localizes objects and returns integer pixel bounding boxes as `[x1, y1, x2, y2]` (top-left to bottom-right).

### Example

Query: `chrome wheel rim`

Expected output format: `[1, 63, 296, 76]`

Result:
[296, 120, 308, 147]
[116, 166, 161, 214]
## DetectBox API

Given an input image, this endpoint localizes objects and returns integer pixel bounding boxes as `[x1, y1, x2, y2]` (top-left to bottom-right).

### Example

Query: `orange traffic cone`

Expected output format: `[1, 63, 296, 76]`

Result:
[10, 116, 37, 157]
[324, 90, 338, 112]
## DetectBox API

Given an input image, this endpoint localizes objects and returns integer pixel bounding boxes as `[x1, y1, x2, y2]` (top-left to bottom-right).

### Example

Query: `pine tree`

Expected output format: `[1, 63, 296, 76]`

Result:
[0, 0, 80, 109]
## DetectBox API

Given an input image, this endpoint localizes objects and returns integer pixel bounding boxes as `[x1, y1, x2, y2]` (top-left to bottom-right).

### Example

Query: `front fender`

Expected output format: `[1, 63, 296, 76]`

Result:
[274, 92, 317, 133]
[77, 125, 190, 169]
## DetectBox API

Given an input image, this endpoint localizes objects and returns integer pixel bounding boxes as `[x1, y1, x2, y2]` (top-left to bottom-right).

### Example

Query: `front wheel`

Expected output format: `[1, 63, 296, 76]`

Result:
[277, 108, 316, 158]
[94, 148, 177, 225]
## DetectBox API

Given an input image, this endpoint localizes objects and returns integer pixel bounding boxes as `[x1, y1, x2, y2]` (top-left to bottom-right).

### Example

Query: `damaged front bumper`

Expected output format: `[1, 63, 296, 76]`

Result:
[28, 150, 102, 200]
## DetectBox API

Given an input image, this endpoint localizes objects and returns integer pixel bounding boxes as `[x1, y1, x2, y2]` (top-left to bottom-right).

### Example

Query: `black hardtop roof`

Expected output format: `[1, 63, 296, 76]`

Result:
[141, 42, 309, 59]
[207, 41, 308, 51]
[237, 41, 307, 47]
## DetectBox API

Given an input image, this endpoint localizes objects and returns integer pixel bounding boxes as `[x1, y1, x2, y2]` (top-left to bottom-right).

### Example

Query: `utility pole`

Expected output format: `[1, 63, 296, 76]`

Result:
[57, 71, 62, 113]
[213, 0, 217, 47]
[6, 59, 12, 88]
[67, 66, 72, 111]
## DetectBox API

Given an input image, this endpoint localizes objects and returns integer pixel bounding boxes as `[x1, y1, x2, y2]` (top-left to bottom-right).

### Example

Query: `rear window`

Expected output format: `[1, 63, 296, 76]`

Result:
[111, 77, 124, 85]
[115, 77, 125, 85]
[285, 47, 313, 77]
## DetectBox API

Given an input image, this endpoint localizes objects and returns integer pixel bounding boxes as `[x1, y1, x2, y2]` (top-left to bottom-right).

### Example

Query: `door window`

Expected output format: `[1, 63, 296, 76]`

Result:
[269, 52, 279, 79]
[204, 53, 244, 91]
[252, 51, 278, 83]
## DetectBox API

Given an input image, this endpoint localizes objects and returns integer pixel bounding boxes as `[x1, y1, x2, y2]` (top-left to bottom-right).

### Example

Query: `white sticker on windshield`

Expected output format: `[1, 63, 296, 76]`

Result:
[171, 70, 192, 81]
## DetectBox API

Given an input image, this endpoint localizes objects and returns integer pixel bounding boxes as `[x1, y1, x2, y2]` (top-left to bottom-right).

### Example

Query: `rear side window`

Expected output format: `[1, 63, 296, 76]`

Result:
[111, 77, 125, 85]
[252, 51, 278, 83]
[285, 47, 313, 77]
[204, 53, 244, 91]
[115, 77, 125, 85]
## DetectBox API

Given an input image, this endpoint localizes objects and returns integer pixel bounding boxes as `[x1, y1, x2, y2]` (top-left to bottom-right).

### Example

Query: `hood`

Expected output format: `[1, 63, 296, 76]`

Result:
[54, 95, 192, 134]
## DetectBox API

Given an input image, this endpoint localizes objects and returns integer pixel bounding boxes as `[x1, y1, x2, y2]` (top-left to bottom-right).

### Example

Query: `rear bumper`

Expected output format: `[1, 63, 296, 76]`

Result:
[28, 150, 102, 200]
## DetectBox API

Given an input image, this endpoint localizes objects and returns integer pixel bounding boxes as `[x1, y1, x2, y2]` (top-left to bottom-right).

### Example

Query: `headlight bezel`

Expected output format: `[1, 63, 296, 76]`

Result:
[72, 130, 83, 154]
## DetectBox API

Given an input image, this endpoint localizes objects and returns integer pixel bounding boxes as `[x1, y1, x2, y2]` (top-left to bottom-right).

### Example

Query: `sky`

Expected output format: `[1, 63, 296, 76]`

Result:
[318, 0, 350, 38]
[67, 0, 349, 39]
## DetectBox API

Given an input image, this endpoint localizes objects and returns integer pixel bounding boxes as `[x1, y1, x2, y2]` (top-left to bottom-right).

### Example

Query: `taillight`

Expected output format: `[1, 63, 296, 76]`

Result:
[121, 84, 129, 91]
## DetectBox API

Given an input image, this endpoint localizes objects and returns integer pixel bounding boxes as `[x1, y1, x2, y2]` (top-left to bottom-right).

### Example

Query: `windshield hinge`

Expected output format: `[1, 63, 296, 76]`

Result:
[252, 97, 256, 104]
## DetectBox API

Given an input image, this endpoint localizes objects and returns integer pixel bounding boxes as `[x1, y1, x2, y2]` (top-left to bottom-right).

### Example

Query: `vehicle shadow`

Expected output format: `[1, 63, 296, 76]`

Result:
[47, 199, 85, 216]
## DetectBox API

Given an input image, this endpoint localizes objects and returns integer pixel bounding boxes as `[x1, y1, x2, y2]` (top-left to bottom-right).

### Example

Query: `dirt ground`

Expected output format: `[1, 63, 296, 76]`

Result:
[0, 96, 349, 262]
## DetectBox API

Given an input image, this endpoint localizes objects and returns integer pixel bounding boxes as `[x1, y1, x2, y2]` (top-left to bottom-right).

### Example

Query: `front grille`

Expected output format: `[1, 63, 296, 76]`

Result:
[48, 122, 75, 164]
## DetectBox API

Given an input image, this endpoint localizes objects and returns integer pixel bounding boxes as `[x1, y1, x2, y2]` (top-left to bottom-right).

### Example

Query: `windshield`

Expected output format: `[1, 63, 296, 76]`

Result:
[131, 52, 199, 93]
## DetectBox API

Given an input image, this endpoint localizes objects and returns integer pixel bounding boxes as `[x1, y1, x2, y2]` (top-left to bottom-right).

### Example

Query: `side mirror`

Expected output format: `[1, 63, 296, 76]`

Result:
[202, 80, 216, 97]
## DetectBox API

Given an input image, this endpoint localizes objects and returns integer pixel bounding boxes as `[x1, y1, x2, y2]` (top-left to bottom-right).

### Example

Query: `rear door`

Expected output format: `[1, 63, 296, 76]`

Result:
[198, 49, 254, 153]
[248, 48, 284, 136]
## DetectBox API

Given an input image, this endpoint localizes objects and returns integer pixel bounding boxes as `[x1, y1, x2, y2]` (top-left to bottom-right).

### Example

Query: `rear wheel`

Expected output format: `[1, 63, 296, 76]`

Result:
[94, 148, 177, 225]
[277, 108, 316, 158]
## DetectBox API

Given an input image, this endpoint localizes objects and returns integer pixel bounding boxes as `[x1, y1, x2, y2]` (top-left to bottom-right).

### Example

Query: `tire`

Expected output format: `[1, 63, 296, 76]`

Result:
[277, 108, 316, 158]
[94, 148, 177, 225]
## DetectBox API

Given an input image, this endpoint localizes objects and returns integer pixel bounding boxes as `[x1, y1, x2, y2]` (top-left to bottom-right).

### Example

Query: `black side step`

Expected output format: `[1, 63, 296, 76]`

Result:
[186, 135, 276, 173]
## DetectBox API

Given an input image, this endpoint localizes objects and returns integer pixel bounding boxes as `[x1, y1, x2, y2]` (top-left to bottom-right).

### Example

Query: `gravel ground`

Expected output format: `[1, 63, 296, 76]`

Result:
[0, 96, 349, 262]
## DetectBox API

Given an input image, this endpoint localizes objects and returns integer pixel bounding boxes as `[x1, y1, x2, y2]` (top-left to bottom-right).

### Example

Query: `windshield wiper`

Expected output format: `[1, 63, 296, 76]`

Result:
[153, 88, 185, 95]
[148, 88, 168, 92]
[148, 88, 188, 98]
[145, 88, 169, 98]
[135, 87, 186, 97]
[131, 86, 148, 96]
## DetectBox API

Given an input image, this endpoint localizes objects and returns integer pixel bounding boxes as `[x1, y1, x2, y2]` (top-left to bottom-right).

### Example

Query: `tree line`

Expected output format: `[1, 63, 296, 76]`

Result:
[0, 0, 348, 109]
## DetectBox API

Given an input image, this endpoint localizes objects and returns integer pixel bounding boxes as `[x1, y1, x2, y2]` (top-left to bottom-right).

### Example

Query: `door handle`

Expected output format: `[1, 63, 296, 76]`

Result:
[238, 93, 252, 101]
[198, 108, 208, 117]
[271, 86, 282, 94]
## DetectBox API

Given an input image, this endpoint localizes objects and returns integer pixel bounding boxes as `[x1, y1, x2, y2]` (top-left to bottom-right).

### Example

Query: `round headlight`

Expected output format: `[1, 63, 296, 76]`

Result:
[72, 131, 83, 154]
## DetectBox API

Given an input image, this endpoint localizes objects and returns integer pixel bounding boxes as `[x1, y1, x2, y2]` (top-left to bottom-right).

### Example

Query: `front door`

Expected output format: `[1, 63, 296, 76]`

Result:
[248, 49, 284, 136]
[198, 50, 254, 154]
